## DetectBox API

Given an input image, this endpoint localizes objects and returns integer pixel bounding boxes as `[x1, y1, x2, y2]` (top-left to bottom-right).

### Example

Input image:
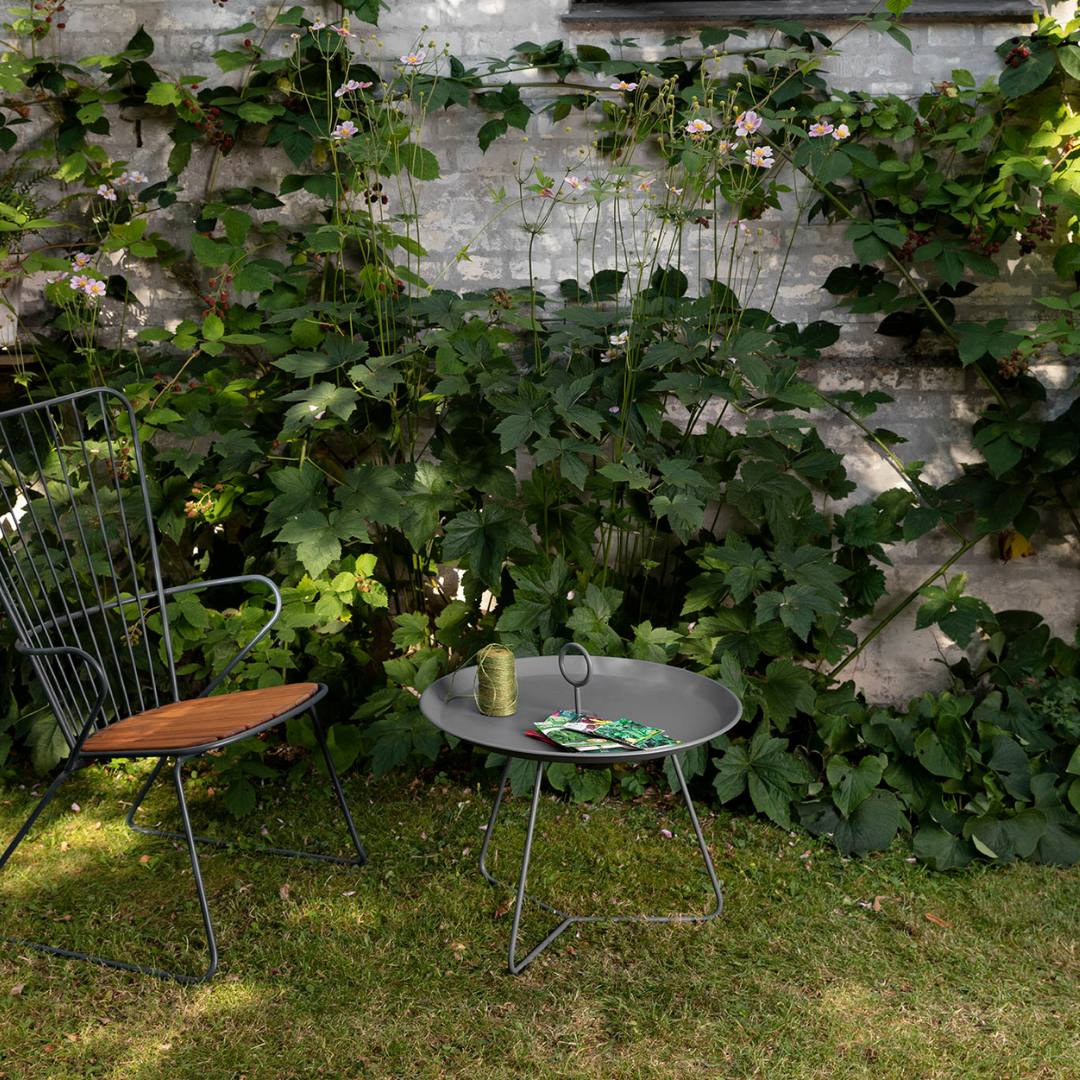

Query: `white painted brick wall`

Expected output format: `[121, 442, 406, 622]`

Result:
[29, 1, 1080, 702]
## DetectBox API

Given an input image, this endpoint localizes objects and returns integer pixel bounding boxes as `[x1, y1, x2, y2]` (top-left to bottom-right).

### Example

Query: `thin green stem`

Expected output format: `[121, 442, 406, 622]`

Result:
[830, 533, 981, 680]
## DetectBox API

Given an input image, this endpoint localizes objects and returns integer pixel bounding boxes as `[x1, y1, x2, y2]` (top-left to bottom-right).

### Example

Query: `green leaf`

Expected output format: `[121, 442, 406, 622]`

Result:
[649, 492, 705, 544]
[988, 735, 1031, 800]
[485, 753, 542, 797]
[826, 753, 886, 816]
[338, 464, 402, 528]
[274, 511, 344, 578]
[401, 144, 441, 181]
[801, 789, 901, 856]
[28, 712, 67, 774]
[999, 47, 1055, 99]
[903, 505, 940, 542]
[565, 583, 625, 656]
[627, 621, 682, 664]
[441, 504, 534, 594]
[549, 764, 612, 803]
[201, 313, 224, 341]
[981, 436, 1023, 478]
[222, 778, 256, 818]
[755, 585, 832, 643]
[1053, 242, 1080, 280]
[323, 722, 364, 774]
[273, 351, 342, 377]
[663, 743, 708, 793]
[913, 824, 976, 870]
[368, 712, 444, 780]
[717, 536, 775, 604]
[238, 102, 283, 124]
[282, 127, 315, 166]
[190, 232, 231, 268]
[934, 247, 964, 288]
[400, 461, 456, 551]
[214, 49, 251, 74]
[712, 726, 812, 830]
[913, 714, 967, 780]
[753, 658, 817, 728]
[280, 383, 360, 431]
[965, 807, 1046, 863]
[222, 207, 252, 246]
[391, 612, 432, 651]
[145, 81, 180, 106]
[478, 118, 508, 152]
[1032, 806, 1080, 867]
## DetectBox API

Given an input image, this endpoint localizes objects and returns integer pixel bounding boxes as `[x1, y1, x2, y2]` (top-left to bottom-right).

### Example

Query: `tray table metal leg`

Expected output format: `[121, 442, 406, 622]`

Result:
[478, 753, 723, 974]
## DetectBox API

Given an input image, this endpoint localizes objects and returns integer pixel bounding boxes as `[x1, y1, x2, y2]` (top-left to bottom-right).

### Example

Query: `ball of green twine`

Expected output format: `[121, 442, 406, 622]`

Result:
[476, 644, 518, 716]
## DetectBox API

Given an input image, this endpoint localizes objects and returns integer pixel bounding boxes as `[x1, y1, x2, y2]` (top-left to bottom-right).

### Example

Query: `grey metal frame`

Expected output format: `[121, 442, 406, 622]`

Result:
[420, 647, 741, 974]
[0, 387, 368, 983]
[478, 754, 722, 973]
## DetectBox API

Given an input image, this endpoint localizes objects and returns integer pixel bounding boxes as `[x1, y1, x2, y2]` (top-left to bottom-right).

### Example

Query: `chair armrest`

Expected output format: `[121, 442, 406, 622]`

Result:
[13, 641, 108, 750]
[163, 575, 283, 697]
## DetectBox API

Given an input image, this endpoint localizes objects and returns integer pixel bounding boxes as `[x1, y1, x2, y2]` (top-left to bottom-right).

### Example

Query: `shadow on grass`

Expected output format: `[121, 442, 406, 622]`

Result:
[3, 766, 1080, 1079]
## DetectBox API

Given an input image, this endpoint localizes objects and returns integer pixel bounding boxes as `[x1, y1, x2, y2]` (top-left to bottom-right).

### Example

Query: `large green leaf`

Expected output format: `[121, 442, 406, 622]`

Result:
[913, 714, 967, 780]
[802, 789, 900, 856]
[338, 464, 402, 528]
[1032, 806, 1080, 867]
[988, 735, 1031, 800]
[752, 658, 817, 728]
[28, 712, 67, 774]
[546, 764, 612, 803]
[565, 583, 625, 656]
[400, 143, 441, 181]
[965, 807, 1046, 863]
[441, 504, 534, 594]
[712, 727, 812, 829]
[280, 383, 359, 431]
[274, 509, 367, 578]
[367, 712, 444, 780]
[486, 752, 541, 796]
[913, 824, 977, 870]
[399, 461, 457, 551]
[717, 536, 775, 604]
[998, 47, 1055, 99]
[826, 753, 886, 816]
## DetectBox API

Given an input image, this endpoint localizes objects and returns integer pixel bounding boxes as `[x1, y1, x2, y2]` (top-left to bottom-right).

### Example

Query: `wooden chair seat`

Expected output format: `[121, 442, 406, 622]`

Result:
[82, 684, 321, 754]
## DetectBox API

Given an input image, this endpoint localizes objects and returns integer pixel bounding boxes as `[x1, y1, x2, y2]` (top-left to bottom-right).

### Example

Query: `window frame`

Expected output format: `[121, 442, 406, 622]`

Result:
[563, 1, 1046, 25]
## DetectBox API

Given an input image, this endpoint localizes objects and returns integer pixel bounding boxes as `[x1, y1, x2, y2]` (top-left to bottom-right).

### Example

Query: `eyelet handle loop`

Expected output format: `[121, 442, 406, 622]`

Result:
[558, 642, 592, 714]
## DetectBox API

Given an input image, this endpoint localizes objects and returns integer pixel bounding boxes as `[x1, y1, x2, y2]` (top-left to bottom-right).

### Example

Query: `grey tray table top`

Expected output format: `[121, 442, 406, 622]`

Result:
[419, 653, 742, 763]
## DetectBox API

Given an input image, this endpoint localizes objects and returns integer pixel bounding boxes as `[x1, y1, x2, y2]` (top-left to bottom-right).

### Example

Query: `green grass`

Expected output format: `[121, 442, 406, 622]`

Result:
[1, 761, 1079, 1079]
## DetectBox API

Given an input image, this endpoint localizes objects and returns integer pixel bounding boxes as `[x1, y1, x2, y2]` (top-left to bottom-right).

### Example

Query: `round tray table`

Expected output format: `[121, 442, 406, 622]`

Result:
[419, 650, 742, 972]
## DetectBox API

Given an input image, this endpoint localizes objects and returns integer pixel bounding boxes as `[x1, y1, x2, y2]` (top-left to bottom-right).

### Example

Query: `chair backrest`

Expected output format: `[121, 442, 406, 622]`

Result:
[0, 388, 180, 747]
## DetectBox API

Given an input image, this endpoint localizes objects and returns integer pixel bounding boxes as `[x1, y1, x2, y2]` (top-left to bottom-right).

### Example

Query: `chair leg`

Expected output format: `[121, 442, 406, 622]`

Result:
[0, 760, 77, 872]
[125, 715, 367, 866]
[311, 705, 368, 865]
[124, 757, 167, 833]
[171, 756, 218, 983]
[1, 756, 215, 983]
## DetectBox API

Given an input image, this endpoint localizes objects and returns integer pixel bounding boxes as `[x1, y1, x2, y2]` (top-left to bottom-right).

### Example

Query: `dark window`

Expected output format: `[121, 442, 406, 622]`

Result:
[565, 1, 1045, 23]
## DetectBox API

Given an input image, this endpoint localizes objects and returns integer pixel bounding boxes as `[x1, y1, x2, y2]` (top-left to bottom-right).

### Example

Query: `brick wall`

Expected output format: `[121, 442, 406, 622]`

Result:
[36, 1, 1080, 701]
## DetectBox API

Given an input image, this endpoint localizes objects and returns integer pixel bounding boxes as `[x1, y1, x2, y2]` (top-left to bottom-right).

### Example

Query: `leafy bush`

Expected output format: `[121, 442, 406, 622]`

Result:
[0, 1, 1078, 866]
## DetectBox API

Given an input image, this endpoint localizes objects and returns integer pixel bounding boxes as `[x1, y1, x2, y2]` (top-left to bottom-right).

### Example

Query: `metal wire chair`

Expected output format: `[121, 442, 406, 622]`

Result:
[0, 387, 368, 982]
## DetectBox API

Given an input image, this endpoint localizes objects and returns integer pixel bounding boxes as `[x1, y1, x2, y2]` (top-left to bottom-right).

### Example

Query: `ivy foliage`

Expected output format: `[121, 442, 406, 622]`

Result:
[0, 3, 1077, 866]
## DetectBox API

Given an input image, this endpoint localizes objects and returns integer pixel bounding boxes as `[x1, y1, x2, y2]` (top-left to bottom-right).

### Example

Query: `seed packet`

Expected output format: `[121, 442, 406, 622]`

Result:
[528, 711, 624, 751]
[526, 710, 680, 752]
[566, 715, 679, 750]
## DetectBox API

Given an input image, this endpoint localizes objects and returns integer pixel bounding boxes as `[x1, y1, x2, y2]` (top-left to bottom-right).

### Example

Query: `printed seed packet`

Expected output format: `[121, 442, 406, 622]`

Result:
[566, 715, 679, 750]
[529, 711, 624, 752]
[526, 710, 680, 752]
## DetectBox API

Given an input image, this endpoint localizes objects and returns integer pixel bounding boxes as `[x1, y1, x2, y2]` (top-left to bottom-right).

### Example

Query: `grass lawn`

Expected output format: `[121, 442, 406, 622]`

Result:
[1, 760, 1078, 1079]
